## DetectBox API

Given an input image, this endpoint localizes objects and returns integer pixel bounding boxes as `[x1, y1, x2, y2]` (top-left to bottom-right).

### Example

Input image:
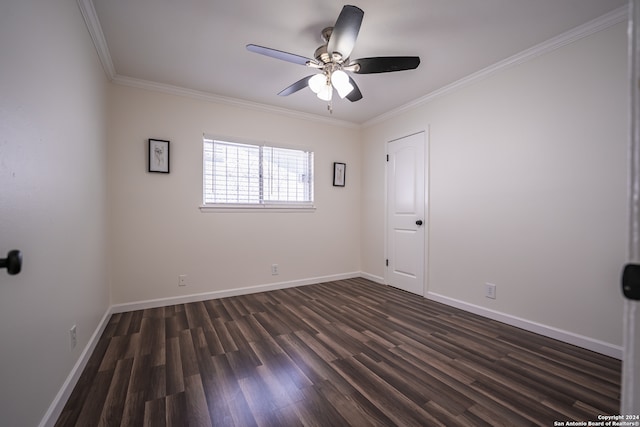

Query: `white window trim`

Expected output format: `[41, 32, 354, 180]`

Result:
[199, 203, 316, 213]
[201, 135, 315, 212]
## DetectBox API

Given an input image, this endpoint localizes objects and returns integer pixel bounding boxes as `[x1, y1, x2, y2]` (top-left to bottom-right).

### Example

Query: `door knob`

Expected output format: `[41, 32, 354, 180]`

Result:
[623, 264, 640, 300]
[416, 220, 423, 226]
[0, 250, 22, 275]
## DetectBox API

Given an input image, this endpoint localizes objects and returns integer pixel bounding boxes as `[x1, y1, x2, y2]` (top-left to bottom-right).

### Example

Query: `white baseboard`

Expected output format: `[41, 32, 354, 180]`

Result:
[111, 271, 362, 313]
[38, 306, 114, 427]
[427, 291, 623, 360]
[359, 271, 385, 285]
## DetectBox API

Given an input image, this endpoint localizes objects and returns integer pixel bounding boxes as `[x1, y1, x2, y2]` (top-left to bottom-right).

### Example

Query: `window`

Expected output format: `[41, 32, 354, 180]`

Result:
[202, 137, 314, 210]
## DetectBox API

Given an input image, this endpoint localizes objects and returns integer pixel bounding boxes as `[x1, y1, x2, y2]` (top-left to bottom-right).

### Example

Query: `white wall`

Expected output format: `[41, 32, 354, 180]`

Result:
[108, 85, 361, 304]
[0, 0, 110, 425]
[362, 22, 628, 349]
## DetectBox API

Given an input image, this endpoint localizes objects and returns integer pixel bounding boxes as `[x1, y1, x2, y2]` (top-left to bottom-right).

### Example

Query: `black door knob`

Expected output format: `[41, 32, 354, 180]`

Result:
[623, 264, 640, 300]
[0, 250, 22, 275]
[416, 220, 423, 226]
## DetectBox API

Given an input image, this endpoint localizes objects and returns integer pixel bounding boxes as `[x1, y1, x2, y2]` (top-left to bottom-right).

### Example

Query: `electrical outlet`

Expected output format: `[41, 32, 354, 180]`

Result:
[69, 325, 77, 350]
[485, 283, 497, 299]
[178, 275, 187, 287]
[271, 264, 279, 275]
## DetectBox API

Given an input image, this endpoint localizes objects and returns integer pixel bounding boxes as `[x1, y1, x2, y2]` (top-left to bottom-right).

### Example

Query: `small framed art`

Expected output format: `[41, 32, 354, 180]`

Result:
[333, 162, 346, 187]
[149, 139, 170, 173]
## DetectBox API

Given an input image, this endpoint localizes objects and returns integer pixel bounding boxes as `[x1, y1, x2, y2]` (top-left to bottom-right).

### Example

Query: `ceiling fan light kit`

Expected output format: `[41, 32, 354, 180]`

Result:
[310, 73, 333, 101]
[309, 68, 354, 104]
[247, 5, 420, 113]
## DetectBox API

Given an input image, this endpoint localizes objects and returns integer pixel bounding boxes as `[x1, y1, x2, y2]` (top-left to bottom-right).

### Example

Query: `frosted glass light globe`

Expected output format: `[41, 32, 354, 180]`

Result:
[308, 74, 327, 94]
[331, 70, 354, 98]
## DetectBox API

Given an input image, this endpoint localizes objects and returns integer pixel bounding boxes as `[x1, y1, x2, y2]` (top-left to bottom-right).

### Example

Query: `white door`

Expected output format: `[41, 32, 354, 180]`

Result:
[386, 132, 426, 296]
[622, 0, 640, 415]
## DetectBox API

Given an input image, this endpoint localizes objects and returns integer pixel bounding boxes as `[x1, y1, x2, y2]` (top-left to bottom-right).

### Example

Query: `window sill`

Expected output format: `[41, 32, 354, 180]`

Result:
[199, 204, 316, 213]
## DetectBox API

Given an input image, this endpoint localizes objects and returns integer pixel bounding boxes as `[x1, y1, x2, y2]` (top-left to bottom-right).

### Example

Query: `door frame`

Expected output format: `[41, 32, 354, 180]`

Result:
[384, 129, 429, 296]
[621, 0, 640, 415]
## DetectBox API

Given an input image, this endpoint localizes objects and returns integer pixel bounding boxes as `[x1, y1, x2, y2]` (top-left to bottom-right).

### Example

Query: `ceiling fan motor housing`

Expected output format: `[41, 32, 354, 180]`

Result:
[315, 26, 339, 64]
[314, 44, 331, 64]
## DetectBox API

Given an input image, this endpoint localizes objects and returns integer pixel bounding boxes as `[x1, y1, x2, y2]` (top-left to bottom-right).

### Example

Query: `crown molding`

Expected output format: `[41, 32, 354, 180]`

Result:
[76, 0, 115, 78]
[112, 75, 359, 129]
[364, 5, 629, 128]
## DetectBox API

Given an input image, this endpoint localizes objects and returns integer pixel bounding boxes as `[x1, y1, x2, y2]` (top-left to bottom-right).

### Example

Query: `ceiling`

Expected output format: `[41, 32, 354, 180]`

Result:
[88, 0, 626, 124]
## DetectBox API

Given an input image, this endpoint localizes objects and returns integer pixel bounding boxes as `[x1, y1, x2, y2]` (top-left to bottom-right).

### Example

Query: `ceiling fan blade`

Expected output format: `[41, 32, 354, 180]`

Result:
[246, 44, 317, 66]
[346, 76, 362, 102]
[327, 5, 364, 61]
[278, 76, 314, 96]
[352, 56, 420, 74]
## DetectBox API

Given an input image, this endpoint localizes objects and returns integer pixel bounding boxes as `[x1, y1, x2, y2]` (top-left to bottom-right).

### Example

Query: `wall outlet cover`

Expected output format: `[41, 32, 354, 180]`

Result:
[485, 283, 497, 299]
[69, 325, 77, 349]
[178, 275, 187, 287]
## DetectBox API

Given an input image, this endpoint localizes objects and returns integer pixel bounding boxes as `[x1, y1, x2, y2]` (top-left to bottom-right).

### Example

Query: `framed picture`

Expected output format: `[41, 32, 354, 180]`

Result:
[333, 162, 346, 187]
[148, 139, 170, 173]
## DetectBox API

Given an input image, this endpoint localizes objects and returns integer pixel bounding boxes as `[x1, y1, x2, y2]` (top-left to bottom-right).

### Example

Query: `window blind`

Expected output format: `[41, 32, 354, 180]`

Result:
[203, 138, 314, 207]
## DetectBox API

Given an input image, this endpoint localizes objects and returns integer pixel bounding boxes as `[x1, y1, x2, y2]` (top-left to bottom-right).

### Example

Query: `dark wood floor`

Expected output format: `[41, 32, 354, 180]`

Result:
[55, 278, 621, 426]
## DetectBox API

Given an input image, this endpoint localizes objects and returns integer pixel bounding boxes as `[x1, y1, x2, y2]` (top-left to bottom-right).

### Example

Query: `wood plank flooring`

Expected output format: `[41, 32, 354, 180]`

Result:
[55, 278, 621, 426]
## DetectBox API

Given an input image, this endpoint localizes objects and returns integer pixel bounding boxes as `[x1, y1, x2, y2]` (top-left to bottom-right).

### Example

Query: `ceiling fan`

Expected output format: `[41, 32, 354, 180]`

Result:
[246, 5, 420, 112]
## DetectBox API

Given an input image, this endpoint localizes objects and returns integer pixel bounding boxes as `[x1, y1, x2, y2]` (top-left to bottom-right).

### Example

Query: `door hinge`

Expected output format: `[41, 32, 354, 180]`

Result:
[386, 259, 389, 267]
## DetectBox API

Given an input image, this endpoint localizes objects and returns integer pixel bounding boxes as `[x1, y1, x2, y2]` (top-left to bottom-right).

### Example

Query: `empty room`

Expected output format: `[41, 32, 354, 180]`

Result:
[1, 0, 638, 426]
